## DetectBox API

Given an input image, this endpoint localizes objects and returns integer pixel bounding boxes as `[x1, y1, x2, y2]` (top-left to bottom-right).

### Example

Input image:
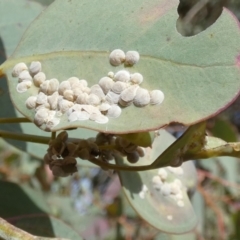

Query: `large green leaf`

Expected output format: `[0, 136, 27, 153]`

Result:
[1, 0, 240, 134]
[117, 130, 197, 234]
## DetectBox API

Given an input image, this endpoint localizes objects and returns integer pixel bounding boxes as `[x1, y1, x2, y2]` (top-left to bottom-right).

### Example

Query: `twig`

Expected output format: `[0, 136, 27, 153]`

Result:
[198, 169, 240, 190]
[0, 130, 50, 145]
[0, 118, 31, 124]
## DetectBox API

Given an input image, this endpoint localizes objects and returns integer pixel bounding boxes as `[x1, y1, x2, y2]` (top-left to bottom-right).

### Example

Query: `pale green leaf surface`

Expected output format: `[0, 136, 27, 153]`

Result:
[117, 130, 197, 234]
[2, 0, 240, 134]
[156, 232, 196, 240]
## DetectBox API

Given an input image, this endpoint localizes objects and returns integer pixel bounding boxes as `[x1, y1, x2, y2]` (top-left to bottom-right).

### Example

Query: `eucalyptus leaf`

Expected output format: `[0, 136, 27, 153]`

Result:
[117, 131, 154, 148]
[117, 130, 197, 234]
[1, 0, 240, 134]
[211, 118, 238, 142]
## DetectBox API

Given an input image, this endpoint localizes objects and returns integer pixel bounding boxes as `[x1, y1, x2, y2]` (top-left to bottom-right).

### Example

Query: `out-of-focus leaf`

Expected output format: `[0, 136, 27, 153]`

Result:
[192, 191, 205, 234]
[0, 181, 83, 239]
[117, 130, 197, 234]
[10, 215, 83, 239]
[156, 232, 196, 240]
[1, 0, 240, 134]
[0, 181, 49, 218]
[29, 0, 54, 6]
[117, 132, 154, 148]
[211, 118, 238, 142]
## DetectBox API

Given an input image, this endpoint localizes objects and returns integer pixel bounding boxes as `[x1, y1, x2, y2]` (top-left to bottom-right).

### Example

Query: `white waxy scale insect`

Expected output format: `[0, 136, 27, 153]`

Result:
[119, 85, 139, 107]
[67, 77, 80, 87]
[29, 61, 41, 76]
[76, 92, 89, 104]
[130, 73, 143, 84]
[83, 87, 91, 94]
[158, 168, 168, 181]
[71, 104, 83, 112]
[149, 90, 164, 105]
[46, 117, 60, 131]
[16, 81, 32, 93]
[167, 166, 184, 175]
[89, 112, 102, 121]
[109, 49, 125, 66]
[175, 193, 183, 200]
[87, 93, 101, 106]
[152, 176, 163, 191]
[90, 84, 106, 100]
[106, 91, 120, 105]
[18, 70, 32, 82]
[63, 89, 74, 102]
[12, 62, 28, 77]
[173, 179, 182, 188]
[71, 82, 85, 92]
[36, 92, 48, 105]
[107, 71, 114, 79]
[48, 92, 59, 110]
[125, 50, 140, 66]
[139, 191, 145, 199]
[133, 87, 150, 107]
[58, 80, 71, 95]
[39, 80, 50, 95]
[99, 77, 114, 94]
[152, 175, 163, 186]
[25, 96, 37, 109]
[33, 72, 46, 87]
[170, 182, 181, 195]
[161, 183, 171, 196]
[58, 99, 74, 113]
[106, 105, 122, 118]
[82, 104, 101, 115]
[47, 78, 59, 95]
[35, 102, 50, 112]
[73, 88, 83, 100]
[68, 110, 90, 122]
[34, 108, 49, 126]
[94, 114, 109, 124]
[114, 70, 130, 82]
[47, 110, 57, 122]
[142, 184, 148, 193]
[98, 102, 111, 112]
[111, 81, 128, 94]
[79, 79, 88, 88]
[177, 200, 185, 207]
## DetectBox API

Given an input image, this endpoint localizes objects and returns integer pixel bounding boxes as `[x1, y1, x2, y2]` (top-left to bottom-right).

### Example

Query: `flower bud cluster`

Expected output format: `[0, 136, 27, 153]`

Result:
[44, 131, 145, 177]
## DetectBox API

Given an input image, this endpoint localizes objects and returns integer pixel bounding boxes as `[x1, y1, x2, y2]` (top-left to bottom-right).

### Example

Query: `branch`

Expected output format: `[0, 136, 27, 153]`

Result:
[184, 136, 240, 160]
[0, 217, 71, 240]
[0, 118, 31, 124]
[0, 130, 50, 145]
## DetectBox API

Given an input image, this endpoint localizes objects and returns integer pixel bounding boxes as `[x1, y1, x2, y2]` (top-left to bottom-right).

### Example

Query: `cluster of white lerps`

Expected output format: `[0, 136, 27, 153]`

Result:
[139, 166, 185, 221]
[12, 49, 164, 130]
